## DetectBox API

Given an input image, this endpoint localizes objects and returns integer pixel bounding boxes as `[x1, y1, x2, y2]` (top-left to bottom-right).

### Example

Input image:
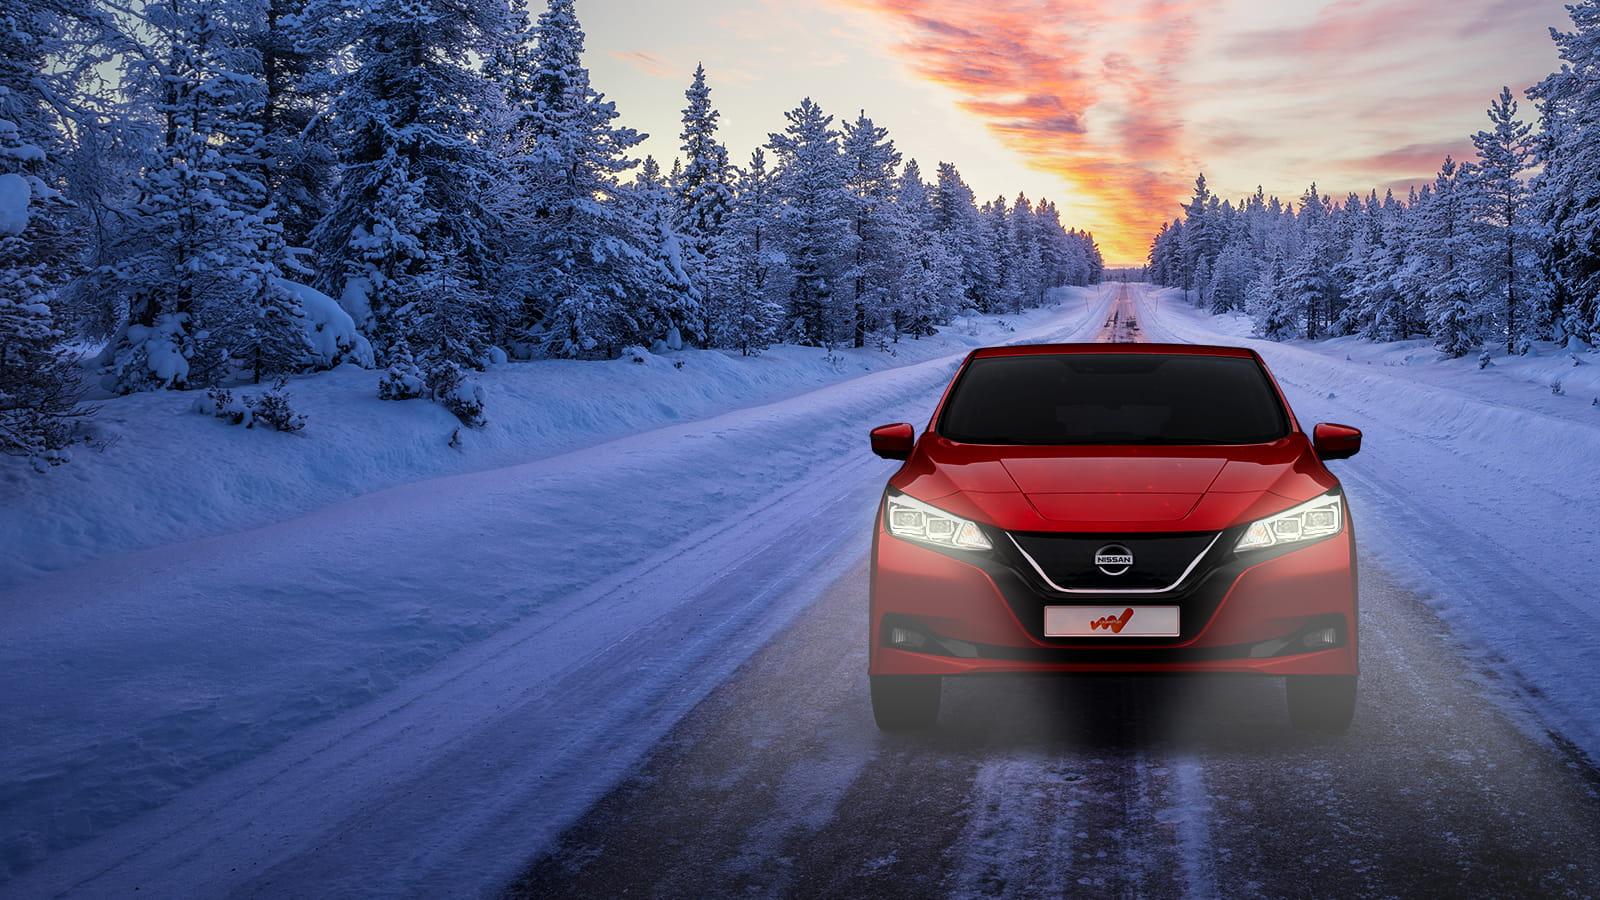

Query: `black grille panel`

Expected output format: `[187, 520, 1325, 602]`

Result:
[1008, 531, 1217, 591]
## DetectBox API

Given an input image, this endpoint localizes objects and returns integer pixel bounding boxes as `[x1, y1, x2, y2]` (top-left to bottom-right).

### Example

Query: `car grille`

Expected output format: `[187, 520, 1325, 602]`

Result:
[1006, 531, 1219, 592]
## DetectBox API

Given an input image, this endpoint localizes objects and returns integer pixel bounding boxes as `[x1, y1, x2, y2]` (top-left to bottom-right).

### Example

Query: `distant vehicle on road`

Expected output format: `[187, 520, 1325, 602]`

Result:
[868, 343, 1363, 732]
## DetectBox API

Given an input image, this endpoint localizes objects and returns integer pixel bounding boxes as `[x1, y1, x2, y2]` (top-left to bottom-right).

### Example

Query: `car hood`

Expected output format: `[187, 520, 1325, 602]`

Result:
[891, 436, 1338, 533]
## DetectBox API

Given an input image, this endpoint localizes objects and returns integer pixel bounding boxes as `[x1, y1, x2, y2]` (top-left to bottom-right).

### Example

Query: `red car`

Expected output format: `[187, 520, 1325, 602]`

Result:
[868, 343, 1362, 732]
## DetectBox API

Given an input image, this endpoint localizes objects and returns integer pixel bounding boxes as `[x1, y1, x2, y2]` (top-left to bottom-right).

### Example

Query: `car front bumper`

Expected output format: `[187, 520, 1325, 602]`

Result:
[868, 516, 1358, 677]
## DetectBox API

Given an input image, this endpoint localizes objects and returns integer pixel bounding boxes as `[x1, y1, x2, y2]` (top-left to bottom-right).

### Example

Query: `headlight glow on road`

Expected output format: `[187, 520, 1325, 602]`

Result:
[885, 491, 993, 551]
[1235, 490, 1343, 552]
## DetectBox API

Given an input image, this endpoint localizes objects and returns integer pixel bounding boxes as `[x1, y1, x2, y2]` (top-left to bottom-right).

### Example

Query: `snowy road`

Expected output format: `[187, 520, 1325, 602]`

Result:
[6, 284, 1600, 898]
[510, 562, 1600, 898]
[512, 285, 1600, 898]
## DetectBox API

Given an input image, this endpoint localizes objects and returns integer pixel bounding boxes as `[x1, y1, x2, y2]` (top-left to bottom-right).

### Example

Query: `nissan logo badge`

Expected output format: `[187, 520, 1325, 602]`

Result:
[1094, 544, 1134, 576]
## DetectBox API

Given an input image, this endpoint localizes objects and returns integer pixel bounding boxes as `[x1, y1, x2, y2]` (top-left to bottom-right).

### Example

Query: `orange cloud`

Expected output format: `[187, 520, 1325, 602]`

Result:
[830, 0, 1220, 264]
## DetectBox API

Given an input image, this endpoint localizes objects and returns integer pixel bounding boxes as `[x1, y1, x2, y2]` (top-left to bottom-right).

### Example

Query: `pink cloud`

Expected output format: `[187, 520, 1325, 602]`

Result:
[829, 0, 1221, 263]
[609, 50, 676, 79]
[1226, 0, 1557, 63]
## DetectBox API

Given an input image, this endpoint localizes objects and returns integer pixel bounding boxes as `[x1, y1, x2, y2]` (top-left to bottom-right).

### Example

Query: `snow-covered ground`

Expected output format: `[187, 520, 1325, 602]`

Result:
[0, 286, 1115, 893]
[4, 282, 1599, 898]
[0, 294, 1103, 591]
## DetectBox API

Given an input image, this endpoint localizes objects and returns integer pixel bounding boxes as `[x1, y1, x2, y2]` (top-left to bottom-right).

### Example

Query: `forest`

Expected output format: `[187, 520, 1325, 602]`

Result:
[1147, 1, 1600, 362]
[0, 0, 1103, 465]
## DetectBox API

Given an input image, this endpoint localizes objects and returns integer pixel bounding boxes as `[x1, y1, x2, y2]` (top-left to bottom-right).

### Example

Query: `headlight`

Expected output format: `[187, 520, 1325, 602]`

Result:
[1235, 491, 1343, 552]
[884, 491, 993, 551]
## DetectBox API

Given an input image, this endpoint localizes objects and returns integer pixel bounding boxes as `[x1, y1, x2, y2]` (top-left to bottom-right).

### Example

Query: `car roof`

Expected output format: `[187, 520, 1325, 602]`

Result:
[968, 342, 1259, 359]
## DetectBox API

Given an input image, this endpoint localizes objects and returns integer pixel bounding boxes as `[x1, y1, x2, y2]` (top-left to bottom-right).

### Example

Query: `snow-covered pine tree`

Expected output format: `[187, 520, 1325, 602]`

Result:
[1206, 239, 1254, 314]
[106, 1, 296, 392]
[1285, 185, 1337, 337]
[1463, 86, 1541, 354]
[841, 111, 909, 347]
[1069, 227, 1104, 285]
[891, 159, 959, 339]
[1181, 173, 1216, 296]
[0, 0, 93, 465]
[767, 98, 856, 346]
[1413, 157, 1480, 356]
[931, 162, 996, 312]
[627, 156, 700, 349]
[705, 148, 784, 354]
[981, 195, 1020, 313]
[492, 0, 660, 358]
[1253, 250, 1299, 340]
[1342, 191, 1415, 340]
[1333, 192, 1382, 335]
[247, 0, 335, 255]
[1148, 220, 1183, 288]
[1529, 0, 1600, 345]
[675, 64, 733, 287]
[311, 0, 508, 366]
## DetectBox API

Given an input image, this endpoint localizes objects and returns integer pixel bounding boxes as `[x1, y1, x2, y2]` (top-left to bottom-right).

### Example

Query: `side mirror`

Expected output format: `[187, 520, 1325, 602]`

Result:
[870, 423, 915, 460]
[1313, 423, 1362, 460]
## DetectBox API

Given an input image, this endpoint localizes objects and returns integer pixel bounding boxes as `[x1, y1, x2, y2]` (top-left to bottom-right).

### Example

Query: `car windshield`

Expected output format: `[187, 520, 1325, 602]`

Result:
[937, 352, 1290, 445]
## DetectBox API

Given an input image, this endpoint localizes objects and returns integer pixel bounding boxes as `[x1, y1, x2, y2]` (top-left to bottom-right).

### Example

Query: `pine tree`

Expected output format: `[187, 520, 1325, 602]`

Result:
[1149, 220, 1183, 287]
[1253, 251, 1298, 339]
[767, 98, 856, 346]
[247, 0, 334, 254]
[1181, 173, 1216, 295]
[1415, 158, 1480, 356]
[675, 64, 732, 276]
[705, 149, 784, 354]
[628, 156, 701, 349]
[892, 159, 959, 338]
[493, 0, 660, 358]
[1530, 0, 1600, 344]
[929, 163, 996, 311]
[1011, 194, 1047, 311]
[1206, 239, 1254, 313]
[841, 111, 909, 347]
[106, 1, 292, 392]
[311, 0, 509, 365]
[1464, 86, 1541, 353]
[0, 0, 92, 464]
[980, 195, 1019, 314]
[1343, 192, 1415, 340]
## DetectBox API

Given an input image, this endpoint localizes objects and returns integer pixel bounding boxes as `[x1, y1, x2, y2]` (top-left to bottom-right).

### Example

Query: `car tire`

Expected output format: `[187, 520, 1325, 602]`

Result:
[870, 674, 941, 730]
[1286, 674, 1357, 733]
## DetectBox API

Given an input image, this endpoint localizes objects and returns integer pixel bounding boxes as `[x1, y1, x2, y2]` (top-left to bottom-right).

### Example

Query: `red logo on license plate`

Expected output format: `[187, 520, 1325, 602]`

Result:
[1090, 608, 1136, 634]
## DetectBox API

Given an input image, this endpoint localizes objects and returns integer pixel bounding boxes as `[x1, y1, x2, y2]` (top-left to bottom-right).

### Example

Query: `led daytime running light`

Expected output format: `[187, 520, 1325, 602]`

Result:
[885, 492, 993, 551]
[1236, 491, 1343, 552]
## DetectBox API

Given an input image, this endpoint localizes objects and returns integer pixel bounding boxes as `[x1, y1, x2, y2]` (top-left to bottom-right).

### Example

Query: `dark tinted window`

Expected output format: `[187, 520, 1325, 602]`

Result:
[938, 353, 1289, 445]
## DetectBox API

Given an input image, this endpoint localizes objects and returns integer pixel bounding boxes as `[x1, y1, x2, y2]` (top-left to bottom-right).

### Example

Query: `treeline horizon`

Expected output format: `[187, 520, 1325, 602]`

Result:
[0, 0, 1103, 465]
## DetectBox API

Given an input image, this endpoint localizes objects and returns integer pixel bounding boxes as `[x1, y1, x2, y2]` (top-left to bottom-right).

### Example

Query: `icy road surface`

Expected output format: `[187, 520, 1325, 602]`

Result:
[5, 284, 1600, 897]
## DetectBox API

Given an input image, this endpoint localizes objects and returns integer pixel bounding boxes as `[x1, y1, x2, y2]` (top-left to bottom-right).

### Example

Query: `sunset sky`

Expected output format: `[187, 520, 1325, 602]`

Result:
[581, 0, 1575, 266]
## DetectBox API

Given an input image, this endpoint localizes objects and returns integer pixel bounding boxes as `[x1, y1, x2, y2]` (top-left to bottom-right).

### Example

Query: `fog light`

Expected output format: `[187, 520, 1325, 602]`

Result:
[888, 626, 927, 650]
[1300, 627, 1339, 650]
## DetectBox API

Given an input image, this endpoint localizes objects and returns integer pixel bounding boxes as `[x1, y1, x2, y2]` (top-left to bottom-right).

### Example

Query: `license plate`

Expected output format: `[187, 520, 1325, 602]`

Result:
[1044, 605, 1180, 637]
